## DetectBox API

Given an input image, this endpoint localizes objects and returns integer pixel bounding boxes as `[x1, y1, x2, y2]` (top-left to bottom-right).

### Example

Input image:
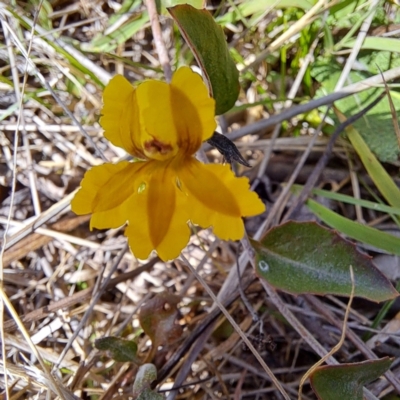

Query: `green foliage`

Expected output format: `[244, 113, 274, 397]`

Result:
[306, 199, 400, 256]
[253, 222, 398, 302]
[169, 4, 239, 114]
[216, 0, 313, 25]
[82, 0, 149, 53]
[328, 0, 387, 31]
[29, 0, 53, 31]
[341, 119, 400, 208]
[156, 0, 205, 14]
[95, 336, 141, 364]
[343, 37, 400, 53]
[132, 364, 164, 399]
[310, 358, 393, 400]
[312, 58, 400, 162]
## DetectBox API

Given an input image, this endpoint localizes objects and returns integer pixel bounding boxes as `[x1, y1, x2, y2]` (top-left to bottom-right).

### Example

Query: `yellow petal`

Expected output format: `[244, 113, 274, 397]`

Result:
[100, 75, 144, 158]
[171, 66, 217, 147]
[71, 161, 146, 229]
[179, 160, 265, 240]
[124, 165, 190, 260]
[136, 67, 216, 159]
[136, 80, 179, 161]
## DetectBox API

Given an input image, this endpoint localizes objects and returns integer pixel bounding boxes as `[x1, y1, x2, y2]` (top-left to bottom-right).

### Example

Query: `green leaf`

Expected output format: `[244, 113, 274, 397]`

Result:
[109, 0, 142, 24]
[358, 50, 400, 75]
[335, 110, 400, 208]
[168, 4, 239, 114]
[343, 37, 400, 53]
[328, 0, 369, 34]
[292, 184, 400, 216]
[132, 364, 164, 399]
[311, 58, 400, 162]
[137, 389, 164, 400]
[306, 198, 400, 256]
[6, 8, 105, 87]
[95, 336, 141, 364]
[253, 221, 398, 302]
[157, 0, 205, 14]
[329, 0, 360, 18]
[217, 0, 313, 25]
[83, 12, 149, 53]
[0, 103, 19, 122]
[310, 358, 393, 400]
[33, 0, 53, 31]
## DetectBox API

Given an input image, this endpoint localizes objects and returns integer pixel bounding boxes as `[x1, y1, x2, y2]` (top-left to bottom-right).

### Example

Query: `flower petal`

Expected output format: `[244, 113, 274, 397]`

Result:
[171, 66, 216, 146]
[100, 75, 144, 158]
[71, 161, 145, 229]
[124, 165, 190, 260]
[179, 160, 265, 240]
[136, 79, 179, 160]
[136, 67, 216, 159]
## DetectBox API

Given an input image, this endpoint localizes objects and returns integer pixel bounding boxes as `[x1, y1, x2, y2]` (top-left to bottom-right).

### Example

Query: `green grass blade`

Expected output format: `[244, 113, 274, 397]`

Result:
[292, 185, 400, 216]
[343, 37, 400, 53]
[336, 110, 400, 208]
[306, 199, 400, 255]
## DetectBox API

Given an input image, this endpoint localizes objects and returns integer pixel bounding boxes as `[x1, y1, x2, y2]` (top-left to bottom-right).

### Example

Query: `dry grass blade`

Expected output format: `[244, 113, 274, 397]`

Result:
[0, 4, 42, 396]
[0, 286, 66, 399]
[3, 191, 76, 251]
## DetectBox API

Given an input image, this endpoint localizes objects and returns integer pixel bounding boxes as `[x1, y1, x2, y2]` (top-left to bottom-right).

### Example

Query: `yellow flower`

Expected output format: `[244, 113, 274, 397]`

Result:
[71, 67, 265, 261]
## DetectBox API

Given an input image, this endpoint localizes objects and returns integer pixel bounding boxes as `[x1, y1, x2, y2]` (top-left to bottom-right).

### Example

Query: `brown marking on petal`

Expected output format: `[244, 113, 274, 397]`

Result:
[144, 138, 173, 156]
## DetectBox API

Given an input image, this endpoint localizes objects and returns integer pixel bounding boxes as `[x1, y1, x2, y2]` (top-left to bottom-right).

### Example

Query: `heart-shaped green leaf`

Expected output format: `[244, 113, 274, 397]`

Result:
[253, 221, 398, 302]
[168, 4, 239, 114]
[95, 336, 141, 364]
[310, 358, 393, 400]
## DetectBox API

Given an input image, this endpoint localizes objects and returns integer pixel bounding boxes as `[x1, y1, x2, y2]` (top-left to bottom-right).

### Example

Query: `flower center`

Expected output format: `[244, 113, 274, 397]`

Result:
[143, 138, 175, 160]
